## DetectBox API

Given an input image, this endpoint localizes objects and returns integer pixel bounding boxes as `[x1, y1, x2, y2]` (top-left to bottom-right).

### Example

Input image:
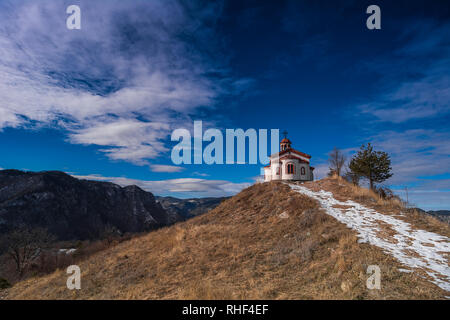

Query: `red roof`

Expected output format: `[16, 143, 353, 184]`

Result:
[279, 155, 309, 163]
[271, 148, 311, 159]
[281, 138, 291, 143]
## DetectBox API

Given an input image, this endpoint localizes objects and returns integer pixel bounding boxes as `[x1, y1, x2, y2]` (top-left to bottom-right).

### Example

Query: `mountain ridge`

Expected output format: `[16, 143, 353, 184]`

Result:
[156, 196, 229, 220]
[3, 177, 449, 299]
[0, 169, 180, 240]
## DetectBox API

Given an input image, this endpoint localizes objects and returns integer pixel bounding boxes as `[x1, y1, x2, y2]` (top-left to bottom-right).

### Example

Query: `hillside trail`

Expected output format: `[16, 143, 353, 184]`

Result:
[288, 183, 450, 293]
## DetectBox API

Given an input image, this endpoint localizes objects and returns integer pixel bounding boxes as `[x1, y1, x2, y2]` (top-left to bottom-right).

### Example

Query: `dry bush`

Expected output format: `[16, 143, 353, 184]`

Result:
[296, 238, 318, 262]
[299, 209, 328, 228]
[348, 183, 380, 203]
[326, 176, 406, 210]
[0, 277, 10, 289]
[0, 254, 16, 284]
[31, 251, 74, 275]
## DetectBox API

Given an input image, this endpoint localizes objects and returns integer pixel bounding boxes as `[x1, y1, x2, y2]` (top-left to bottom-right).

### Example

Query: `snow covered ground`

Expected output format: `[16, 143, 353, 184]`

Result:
[288, 184, 450, 292]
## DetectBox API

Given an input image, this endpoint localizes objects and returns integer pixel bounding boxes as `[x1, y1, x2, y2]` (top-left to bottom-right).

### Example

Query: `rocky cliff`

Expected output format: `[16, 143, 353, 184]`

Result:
[0, 170, 181, 240]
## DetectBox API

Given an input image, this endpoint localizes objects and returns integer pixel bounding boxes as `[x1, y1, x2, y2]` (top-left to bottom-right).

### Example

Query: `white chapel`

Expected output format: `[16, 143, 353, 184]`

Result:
[264, 134, 314, 182]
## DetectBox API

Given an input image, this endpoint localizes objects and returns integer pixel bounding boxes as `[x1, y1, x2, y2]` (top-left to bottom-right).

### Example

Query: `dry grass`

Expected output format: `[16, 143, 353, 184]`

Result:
[0, 233, 137, 287]
[2, 180, 448, 300]
[303, 176, 450, 238]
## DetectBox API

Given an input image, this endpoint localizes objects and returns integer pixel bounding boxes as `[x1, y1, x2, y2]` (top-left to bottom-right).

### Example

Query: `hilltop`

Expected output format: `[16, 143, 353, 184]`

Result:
[2, 177, 449, 299]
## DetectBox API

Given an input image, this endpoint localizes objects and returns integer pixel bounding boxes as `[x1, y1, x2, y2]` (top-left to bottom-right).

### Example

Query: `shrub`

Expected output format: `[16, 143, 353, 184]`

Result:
[299, 209, 327, 228]
[375, 186, 396, 200]
[297, 238, 318, 262]
[0, 277, 11, 289]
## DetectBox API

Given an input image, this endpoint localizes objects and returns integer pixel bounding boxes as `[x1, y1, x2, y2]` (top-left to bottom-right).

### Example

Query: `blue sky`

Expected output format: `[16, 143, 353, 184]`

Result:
[0, 0, 449, 209]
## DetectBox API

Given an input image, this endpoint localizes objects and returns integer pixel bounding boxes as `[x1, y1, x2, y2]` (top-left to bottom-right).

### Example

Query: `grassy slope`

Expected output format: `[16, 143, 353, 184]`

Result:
[3, 179, 449, 299]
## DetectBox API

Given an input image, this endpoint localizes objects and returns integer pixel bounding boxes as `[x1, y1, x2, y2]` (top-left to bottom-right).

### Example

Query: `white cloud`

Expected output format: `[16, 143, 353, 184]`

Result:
[371, 129, 450, 185]
[192, 171, 210, 177]
[359, 71, 450, 123]
[392, 188, 450, 211]
[71, 173, 251, 198]
[357, 22, 450, 123]
[252, 175, 264, 183]
[348, 21, 450, 210]
[69, 119, 170, 164]
[311, 162, 329, 180]
[150, 164, 184, 173]
[0, 0, 236, 165]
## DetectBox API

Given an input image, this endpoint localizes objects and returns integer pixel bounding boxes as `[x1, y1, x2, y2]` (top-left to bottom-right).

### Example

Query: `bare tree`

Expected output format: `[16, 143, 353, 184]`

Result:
[1, 227, 55, 278]
[101, 224, 121, 247]
[328, 147, 346, 177]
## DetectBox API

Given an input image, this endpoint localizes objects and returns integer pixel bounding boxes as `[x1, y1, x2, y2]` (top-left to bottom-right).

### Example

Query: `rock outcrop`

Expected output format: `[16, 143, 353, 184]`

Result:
[0, 170, 181, 240]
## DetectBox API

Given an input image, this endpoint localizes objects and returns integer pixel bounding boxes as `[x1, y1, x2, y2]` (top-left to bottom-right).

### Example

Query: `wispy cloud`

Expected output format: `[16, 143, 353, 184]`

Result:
[372, 129, 450, 185]
[150, 164, 184, 173]
[192, 171, 210, 177]
[72, 173, 250, 198]
[359, 68, 450, 123]
[0, 0, 239, 165]
[348, 20, 450, 209]
[69, 119, 170, 165]
[357, 21, 450, 123]
[363, 129, 450, 210]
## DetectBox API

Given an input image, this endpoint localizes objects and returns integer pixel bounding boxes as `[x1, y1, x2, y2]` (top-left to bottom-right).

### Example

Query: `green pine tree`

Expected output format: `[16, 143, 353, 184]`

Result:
[348, 143, 393, 190]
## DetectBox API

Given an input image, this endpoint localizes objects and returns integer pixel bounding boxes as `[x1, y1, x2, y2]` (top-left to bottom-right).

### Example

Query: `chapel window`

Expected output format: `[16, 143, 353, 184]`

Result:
[287, 163, 295, 174]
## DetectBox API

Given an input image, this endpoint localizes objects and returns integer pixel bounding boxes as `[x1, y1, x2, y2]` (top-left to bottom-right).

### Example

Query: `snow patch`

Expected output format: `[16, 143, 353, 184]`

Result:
[59, 248, 77, 255]
[279, 211, 289, 219]
[288, 184, 450, 292]
[398, 268, 413, 273]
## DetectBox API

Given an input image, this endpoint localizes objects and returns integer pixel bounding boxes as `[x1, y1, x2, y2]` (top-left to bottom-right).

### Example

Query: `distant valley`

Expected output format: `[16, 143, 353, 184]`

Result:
[415, 208, 450, 224]
[0, 170, 225, 241]
[156, 196, 229, 220]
